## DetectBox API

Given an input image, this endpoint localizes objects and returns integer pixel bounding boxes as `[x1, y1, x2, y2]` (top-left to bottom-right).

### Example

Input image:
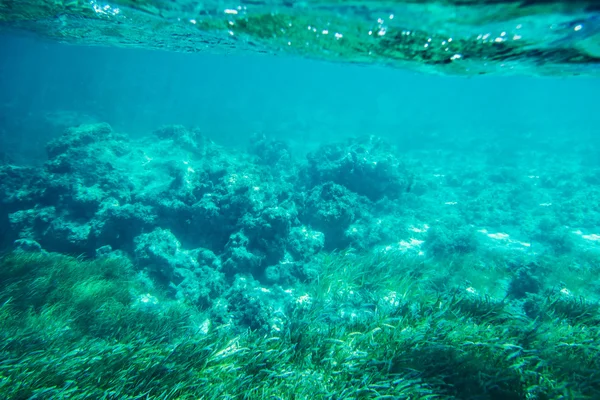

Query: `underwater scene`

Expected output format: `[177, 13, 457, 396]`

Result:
[1, 1, 600, 399]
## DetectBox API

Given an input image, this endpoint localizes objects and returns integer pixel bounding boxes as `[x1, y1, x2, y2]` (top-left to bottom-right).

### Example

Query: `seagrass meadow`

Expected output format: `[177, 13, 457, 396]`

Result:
[0, 248, 599, 399]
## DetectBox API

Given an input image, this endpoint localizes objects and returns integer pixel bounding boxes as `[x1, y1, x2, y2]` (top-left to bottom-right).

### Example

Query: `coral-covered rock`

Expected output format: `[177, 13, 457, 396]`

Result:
[8, 206, 56, 241]
[239, 204, 298, 267]
[287, 226, 325, 261]
[0, 165, 46, 209]
[153, 125, 205, 155]
[249, 133, 293, 172]
[134, 228, 226, 307]
[221, 231, 263, 275]
[223, 274, 292, 332]
[1, 123, 423, 290]
[134, 228, 195, 281]
[13, 238, 44, 253]
[306, 136, 412, 201]
[302, 182, 368, 250]
[90, 198, 157, 251]
[44, 218, 91, 253]
[46, 122, 113, 158]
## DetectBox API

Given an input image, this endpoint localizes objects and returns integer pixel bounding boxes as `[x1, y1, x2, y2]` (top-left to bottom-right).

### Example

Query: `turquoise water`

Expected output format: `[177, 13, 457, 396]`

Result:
[1, 2, 600, 398]
[2, 35, 599, 160]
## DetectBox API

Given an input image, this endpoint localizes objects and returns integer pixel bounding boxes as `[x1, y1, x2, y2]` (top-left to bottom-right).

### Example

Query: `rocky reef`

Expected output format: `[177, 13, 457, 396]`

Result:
[0, 123, 415, 312]
[2, 122, 600, 324]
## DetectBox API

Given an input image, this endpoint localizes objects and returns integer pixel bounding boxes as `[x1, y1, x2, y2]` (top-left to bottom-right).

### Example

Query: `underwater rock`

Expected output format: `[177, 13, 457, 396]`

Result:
[173, 247, 227, 309]
[45, 218, 91, 253]
[153, 124, 205, 155]
[8, 206, 56, 241]
[249, 133, 293, 170]
[135, 228, 227, 307]
[287, 226, 325, 261]
[0, 165, 47, 209]
[134, 228, 196, 281]
[13, 238, 44, 253]
[189, 195, 230, 247]
[344, 221, 383, 251]
[95, 244, 114, 258]
[263, 265, 281, 284]
[190, 170, 282, 253]
[69, 183, 105, 219]
[223, 274, 292, 332]
[306, 136, 412, 202]
[45, 123, 129, 184]
[221, 231, 263, 276]
[222, 275, 271, 331]
[173, 265, 226, 309]
[302, 182, 369, 250]
[90, 199, 157, 252]
[131, 133, 283, 253]
[94, 244, 131, 261]
[42, 124, 135, 243]
[508, 266, 542, 299]
[153, 124, 189, 139]
[46, 122, 113, 159]
[239, 204, 298, 268]
[3, 120, 309, 273]
[191, 247, 222, 271]
[266, 253, 316, 286]
[0, 166, 49, 247]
